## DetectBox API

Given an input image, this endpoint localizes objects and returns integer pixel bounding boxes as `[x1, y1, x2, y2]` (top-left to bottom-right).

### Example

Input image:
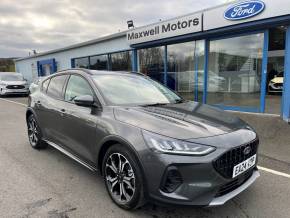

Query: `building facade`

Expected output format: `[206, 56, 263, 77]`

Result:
[15, 0, 290, 122]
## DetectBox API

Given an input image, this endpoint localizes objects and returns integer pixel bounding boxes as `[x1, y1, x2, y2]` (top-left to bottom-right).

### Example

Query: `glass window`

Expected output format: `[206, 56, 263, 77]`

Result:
[266, 27, 286, 114]
[0, 73, 24, 81]
[167, 40, 205, 101]
[207, 33, 264, 109]
[42, 79, 50, 92]
[269, 26, 286, 51]
[74, 57, 89, 68]
[111, 51, 132, 71]
[196, 41, 205, 102]
[47, 75, 67, 99]
[92, 74, 181, 106]
[65, 75, 93, 102]
[90, 55, 108, 70]
[138, 47, 165, 84]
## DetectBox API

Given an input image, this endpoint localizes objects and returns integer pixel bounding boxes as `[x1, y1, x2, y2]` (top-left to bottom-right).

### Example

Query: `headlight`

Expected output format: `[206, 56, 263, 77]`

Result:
[142, 130, 216, 156]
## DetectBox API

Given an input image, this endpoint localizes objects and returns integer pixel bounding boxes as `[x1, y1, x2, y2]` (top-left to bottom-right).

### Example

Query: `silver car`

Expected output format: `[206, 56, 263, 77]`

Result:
[29, 77, 47, 94]
[0, 72, 29, 96]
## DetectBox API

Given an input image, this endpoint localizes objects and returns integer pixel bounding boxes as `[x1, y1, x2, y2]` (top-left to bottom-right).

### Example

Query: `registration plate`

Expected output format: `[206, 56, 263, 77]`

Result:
[232, 154, 256, 178]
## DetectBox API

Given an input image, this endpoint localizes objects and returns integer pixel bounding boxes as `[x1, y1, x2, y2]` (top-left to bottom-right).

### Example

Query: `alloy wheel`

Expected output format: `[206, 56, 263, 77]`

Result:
[105, 153, 135, 203]
[28, 117, 39, 146]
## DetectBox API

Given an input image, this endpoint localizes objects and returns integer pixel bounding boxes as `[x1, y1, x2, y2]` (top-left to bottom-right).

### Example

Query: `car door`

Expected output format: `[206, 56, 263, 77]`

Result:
[34, 74, 69, 145]
[58, 74, 98, 162]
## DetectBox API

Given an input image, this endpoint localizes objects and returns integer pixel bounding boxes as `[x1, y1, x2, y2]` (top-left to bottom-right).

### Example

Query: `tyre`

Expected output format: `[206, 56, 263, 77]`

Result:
[102, 145, 146, 210]
[27, 114, 47, 149]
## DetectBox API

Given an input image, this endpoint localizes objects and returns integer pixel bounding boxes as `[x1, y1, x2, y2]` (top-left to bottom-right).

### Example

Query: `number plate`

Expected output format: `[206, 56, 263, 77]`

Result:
[232, 154, 256, 178]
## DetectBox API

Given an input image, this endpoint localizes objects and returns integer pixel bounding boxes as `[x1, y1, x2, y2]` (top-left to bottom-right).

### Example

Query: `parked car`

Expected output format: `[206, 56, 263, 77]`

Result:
[29, 76, 47, 94]
[0, 72, 29, 96]
[26, 69, 259, 210]
[268, 72, 284, 94]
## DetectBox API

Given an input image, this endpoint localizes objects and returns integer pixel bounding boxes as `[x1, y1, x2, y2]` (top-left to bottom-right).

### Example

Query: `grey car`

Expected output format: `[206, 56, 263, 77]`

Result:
[26, 69, 259, 210]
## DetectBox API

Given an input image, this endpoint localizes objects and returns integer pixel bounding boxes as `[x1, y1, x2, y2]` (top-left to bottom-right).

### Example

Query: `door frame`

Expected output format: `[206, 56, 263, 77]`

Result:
[202, 30, 269, 113]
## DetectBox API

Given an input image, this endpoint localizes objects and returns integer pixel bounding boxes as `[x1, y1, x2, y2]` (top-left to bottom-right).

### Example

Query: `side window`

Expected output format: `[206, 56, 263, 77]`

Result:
[65, 75, 93, 102]
[42, 79, 50, 93]
[47, 75, 67, 99]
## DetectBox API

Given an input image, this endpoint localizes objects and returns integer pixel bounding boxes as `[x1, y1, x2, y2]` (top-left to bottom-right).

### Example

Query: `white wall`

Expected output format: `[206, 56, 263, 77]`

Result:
[15, 35, 130, 83]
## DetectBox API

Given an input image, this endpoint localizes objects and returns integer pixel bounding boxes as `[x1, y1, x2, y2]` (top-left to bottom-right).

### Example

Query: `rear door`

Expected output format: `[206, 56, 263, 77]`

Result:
[35, 74, 68, 144]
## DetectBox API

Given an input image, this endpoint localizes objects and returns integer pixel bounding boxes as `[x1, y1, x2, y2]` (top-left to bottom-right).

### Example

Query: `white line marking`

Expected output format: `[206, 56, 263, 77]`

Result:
[1, 97, 290, 179]
[229, 110, 280, 117]
[258, 166, 290, 178]
[0, 98, 26, 107]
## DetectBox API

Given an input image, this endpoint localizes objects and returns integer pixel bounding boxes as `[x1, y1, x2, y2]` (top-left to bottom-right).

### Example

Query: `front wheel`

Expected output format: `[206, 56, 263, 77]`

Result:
[102, 145, 146, 210]
[27, 114, 47, 149]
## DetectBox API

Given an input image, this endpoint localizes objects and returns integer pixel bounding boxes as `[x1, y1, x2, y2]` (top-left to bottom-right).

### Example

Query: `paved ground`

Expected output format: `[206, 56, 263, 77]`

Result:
[1, 97, 290, 218]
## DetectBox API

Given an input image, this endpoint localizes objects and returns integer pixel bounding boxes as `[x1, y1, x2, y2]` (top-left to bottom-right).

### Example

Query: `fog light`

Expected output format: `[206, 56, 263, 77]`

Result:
[160, 167, 183, 193]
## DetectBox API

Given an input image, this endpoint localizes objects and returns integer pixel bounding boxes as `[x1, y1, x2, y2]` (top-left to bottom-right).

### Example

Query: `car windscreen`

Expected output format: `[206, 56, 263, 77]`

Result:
[92, 74, 182, 106]
[0, 74, 24, 81]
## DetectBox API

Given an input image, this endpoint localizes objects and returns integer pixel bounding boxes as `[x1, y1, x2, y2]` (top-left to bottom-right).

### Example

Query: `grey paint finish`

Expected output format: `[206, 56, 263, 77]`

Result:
[27, 69, 259, 206]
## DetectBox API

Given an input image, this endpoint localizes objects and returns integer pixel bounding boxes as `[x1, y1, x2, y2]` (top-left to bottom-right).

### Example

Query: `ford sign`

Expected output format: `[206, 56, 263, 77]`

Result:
[224, 0, 265, 21]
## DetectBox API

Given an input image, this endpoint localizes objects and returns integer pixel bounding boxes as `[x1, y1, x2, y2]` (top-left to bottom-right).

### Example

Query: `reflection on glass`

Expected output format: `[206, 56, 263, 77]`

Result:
[167, 41, 205, 101]
[138, 47, 165, 84]
[196, 40, 205, 102]
[167, 42, 195, 100]
[111, 51, 132, 71]
[75, 57, 89, 68]
[90, 55, 108, 70]
[266, 26, 286, 114]
[208, 33, 264, 108]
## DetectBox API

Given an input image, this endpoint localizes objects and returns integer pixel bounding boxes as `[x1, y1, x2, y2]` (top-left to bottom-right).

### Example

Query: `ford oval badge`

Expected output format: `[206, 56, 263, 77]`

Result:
[224, 0, 265, 21]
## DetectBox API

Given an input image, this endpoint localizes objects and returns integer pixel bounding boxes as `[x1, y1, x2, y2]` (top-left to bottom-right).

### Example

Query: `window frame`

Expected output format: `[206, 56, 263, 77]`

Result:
[63, 72, 101, 106]
[45, 74, 69, 100]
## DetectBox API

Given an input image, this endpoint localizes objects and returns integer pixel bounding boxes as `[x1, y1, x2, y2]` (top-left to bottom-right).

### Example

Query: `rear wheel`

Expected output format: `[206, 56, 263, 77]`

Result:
[27, 114, 47, 149]
[102, 145, 145, 210]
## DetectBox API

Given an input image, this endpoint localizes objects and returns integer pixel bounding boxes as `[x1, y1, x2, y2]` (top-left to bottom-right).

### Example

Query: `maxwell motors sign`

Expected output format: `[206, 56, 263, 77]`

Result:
[224, 0, 265, 21]
[127, 13, 202, 45]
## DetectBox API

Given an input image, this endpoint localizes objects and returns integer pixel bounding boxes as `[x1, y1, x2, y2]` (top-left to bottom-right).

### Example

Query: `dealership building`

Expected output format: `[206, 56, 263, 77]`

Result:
[15, 0, 290, 122]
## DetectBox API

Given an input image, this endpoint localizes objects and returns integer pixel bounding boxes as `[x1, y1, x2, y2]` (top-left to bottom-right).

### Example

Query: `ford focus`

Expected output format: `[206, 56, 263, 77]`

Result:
[26, 69, 259, 210]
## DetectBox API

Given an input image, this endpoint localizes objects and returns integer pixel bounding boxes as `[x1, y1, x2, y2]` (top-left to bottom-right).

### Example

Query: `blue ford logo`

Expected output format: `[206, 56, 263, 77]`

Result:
[224, 0, 265, 21]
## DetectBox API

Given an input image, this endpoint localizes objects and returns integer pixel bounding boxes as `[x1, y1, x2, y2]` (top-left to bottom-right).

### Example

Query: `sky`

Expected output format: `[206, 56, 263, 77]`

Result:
[0, 0, 230, 58]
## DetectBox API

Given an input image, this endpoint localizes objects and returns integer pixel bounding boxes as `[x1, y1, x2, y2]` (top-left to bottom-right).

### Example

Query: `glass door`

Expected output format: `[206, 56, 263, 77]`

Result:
[206, 33, 265, 112]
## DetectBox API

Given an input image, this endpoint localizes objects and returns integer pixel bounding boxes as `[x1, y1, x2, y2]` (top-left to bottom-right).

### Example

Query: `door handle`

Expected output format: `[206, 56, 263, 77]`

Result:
[60, 108, 65, 116]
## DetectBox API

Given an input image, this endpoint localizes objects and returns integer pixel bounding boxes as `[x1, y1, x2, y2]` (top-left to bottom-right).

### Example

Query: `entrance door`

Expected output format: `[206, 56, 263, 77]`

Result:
[206, 33, 265, 112]
[265, 27, 286, 114]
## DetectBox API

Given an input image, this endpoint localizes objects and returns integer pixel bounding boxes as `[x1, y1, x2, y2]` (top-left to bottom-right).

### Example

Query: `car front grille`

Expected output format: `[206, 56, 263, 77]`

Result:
[213, 138, 259, 179]
[215, 168, 254, 197]
[273, 83, 283, 88]
[6, 85, 25, 89]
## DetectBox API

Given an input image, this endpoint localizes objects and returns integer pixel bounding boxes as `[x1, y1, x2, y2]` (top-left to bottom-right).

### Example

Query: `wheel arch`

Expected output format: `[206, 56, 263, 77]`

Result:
[97, 135, 148, 197]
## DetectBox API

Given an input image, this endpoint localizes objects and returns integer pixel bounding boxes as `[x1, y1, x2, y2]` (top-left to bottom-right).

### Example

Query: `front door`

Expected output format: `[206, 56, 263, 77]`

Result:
[60, 74, 98, 162]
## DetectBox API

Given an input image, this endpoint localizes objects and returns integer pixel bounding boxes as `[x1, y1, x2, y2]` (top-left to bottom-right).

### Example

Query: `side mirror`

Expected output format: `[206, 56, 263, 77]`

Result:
[74, 95, 95, 107]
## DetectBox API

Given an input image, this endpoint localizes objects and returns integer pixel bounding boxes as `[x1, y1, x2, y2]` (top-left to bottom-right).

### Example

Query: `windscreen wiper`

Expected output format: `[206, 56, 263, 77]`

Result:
[141, 102, 168, 107]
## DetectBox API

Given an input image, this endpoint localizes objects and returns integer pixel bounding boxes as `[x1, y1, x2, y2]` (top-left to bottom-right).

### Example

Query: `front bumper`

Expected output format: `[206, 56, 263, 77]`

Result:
[0, 88, 29, 95]
[208, 169, 259, 206]
[268, 83, 283, 93]
[141, 141, 259, 206]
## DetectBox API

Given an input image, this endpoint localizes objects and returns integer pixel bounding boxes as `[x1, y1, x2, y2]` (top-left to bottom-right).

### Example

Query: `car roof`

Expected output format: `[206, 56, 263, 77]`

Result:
[55, 68, 144, 77]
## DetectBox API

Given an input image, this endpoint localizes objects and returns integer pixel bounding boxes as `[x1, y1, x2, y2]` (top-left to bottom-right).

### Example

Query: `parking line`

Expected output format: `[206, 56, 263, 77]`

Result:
[258, 166, 290, 179]
[0, 98, 26, 107]
[1, 97, 290, 179]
